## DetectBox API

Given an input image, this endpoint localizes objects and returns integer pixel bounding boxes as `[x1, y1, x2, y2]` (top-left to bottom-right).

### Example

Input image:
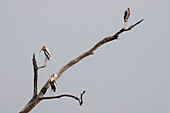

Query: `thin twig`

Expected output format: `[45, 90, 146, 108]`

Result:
[79, 91, 85, 105]
[127, 19, 144, 30]
[40, 91, 86, 106]
[37, 65, 47, 69]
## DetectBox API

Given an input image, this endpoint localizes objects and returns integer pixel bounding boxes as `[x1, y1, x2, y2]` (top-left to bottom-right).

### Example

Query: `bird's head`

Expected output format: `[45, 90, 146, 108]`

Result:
[39, 46, 46, 53]
[49, 75, 54, 81]
[128, 7, 130, 11]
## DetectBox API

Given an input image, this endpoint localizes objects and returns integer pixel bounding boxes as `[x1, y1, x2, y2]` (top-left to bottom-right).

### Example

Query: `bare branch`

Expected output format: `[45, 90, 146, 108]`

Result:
[56, 19, 144, 80]
[40, 91, 86, 106]
[20, 19, 144, 113]
[20, 97, 41, 113]
[79, 91, 86, 105]
[37, 65, 47, 69]
[32, 54, 38, 98]
[31, 55, 47, 100]
[126, 19, 144, 30]
[38, 18, 144, 101]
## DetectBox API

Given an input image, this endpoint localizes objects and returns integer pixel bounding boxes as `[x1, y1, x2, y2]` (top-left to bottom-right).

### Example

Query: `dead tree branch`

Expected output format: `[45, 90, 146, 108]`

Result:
[32, 54, 38, 98]
[19, 55, 85, 113]
[37, 65, 47, 69]
[30, 54, 47, 102]
[19, 19, 144, 113]
[40, 91, 86, 106]
[56, 19, 144, 80]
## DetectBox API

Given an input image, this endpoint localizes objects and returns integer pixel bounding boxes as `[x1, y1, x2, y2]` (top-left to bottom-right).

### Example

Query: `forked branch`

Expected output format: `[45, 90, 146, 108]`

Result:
[31, 54, 47, 101]
[40, 91, 86, 106]
[20, 19, 144, 113]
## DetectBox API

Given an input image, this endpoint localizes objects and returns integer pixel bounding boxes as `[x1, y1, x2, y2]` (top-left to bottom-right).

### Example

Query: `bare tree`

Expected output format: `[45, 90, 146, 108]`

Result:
[19, 19, 144, 113]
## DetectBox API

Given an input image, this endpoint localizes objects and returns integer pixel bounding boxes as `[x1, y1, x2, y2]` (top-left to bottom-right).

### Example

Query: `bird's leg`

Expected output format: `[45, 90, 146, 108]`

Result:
[50, 89, 52, 96]
[44, 57, 47, 65]
[123, 22, 125, 28]
[126, 21, 128, 28]
[44, 57, 45, 65]
[46, 57, 47, 65]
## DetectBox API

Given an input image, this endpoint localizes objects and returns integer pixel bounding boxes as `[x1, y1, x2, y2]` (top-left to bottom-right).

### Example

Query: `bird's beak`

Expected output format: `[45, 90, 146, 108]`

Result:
[39, 48, 43, 53]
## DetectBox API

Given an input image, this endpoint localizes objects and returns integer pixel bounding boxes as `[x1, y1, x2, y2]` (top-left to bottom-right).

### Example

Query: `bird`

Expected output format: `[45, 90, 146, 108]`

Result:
[124, 7, 131, 28]
[49, 74, 57, 96]
[39, 46, 51, 65]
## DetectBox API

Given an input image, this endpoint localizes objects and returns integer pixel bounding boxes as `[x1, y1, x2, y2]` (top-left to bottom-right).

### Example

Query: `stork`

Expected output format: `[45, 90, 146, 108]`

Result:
[124, 7, 131, 28]
[39, 46, 51, 65]
[49, 74, 57, 96]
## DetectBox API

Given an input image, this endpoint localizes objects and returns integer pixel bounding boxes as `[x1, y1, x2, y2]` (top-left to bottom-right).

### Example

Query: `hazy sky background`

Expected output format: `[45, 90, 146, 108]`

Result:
[0, 0, 170, 113]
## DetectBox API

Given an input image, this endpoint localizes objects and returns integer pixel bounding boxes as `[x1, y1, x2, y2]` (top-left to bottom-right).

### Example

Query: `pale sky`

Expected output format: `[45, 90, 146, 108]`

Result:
[0, 0, 170, 113]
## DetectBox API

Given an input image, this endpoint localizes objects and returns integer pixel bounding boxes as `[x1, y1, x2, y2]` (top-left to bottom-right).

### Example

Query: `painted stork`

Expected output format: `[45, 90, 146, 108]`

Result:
[124, 7, 131, 28]
[39, 46, 51, 65]
[49, 74, 57, 95]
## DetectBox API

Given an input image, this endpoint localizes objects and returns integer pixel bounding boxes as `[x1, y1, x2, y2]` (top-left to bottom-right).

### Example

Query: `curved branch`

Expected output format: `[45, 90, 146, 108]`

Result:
[20, 19, 144, 113]
[56, 19, 144, 80]
[39, 19, 144, 96]
[40, 91, 86, 106]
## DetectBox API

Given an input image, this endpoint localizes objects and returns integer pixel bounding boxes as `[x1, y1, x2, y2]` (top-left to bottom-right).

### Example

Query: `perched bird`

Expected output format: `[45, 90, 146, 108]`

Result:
[124, 7, 131, 28]
[39, 46, 51, 65]
[49, 75, 57, 95]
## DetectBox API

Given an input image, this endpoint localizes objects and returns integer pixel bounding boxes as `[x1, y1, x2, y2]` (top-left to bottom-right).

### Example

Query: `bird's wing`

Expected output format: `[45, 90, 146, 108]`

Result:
[46, 48, 51, 56]
[54, 81, 57, 88]
[128, 12, 130, 17]
[124, 10, 127, 20]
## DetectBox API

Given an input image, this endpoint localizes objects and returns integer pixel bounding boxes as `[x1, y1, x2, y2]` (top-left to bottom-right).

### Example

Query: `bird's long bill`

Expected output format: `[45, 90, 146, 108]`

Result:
[39, 48, 43, 53]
